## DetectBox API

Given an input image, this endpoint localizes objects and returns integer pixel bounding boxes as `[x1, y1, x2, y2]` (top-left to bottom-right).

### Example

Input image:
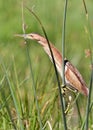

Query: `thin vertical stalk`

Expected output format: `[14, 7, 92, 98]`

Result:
[25, 43, 43, 129]
[61, 0, 68, 129]
[81, 101, 93, 130]
[82, 1, 93, 129]
[13, 57, 24, 119]
[21, 4, 43, 129]
[62, 0, 68, 86]
[75, 96, 82, 126]
[85, 70, 93, 130]
[26, 6, 67, 130]
[83, 0, 87, 14]
[61, 0, 68, 126]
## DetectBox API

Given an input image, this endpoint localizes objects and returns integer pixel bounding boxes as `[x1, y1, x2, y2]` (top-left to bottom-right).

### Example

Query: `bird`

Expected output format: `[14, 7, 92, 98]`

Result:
[16, 33, 89, 96]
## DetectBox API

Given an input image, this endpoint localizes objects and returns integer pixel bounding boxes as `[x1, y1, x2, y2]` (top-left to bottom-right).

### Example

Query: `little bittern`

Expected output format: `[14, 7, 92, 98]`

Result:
[17, 33, 89, 96]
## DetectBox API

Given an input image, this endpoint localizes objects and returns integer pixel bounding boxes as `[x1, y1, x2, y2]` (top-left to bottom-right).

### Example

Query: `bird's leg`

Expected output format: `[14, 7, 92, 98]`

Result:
[64, 95, 73, 115]
[61, 85, 74, 115]
[61, 84, 67, 96]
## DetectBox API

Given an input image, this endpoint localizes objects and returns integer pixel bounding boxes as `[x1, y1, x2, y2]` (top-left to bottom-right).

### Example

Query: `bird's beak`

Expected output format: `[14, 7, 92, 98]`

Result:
[15, 34, 31, 39]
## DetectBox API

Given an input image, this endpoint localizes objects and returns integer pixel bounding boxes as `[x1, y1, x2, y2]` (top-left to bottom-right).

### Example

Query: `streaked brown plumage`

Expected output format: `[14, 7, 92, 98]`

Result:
[17, 33, 89, 96]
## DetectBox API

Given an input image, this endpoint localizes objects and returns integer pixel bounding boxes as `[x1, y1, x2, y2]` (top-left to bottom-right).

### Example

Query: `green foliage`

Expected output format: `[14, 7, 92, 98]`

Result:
[0, 0, 93, 129]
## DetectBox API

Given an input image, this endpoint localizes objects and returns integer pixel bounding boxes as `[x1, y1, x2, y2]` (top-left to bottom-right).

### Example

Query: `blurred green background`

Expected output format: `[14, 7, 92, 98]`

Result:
[0, 0, 93, 129]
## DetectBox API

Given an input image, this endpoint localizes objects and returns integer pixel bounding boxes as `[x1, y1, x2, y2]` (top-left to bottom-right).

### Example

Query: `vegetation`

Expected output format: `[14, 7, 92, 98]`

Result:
[0, 0, 93, 129]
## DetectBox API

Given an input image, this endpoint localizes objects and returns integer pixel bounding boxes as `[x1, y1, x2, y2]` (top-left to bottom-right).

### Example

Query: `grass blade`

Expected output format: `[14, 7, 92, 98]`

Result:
[0, 58, 24, 130]
[0, 87, 16, 130]
[26, 7, 67, 129]
[82, 1, 93, 129]
[85, 70, 93, 130]
[62, 0, 68, 86]
[25, 42, 43, 129]
[21, 4, 43, 129]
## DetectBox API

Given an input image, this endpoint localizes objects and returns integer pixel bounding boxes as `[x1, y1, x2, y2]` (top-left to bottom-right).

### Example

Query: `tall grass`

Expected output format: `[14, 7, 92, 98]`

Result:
[0, 58, 24, 130]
